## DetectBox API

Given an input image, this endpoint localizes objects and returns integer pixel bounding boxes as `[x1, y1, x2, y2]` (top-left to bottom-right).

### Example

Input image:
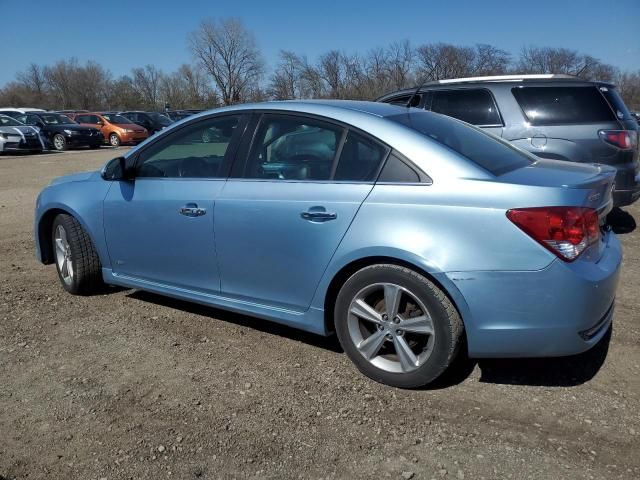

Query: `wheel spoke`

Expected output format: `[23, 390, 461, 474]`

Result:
[393, 335, 418, 372]
[384, 284, 402, 319]
[58, 226, 68, 245]
[61, 258, 69, 277]
[400, 315, 434, 335]
[65, 258, 73, 279]
[350, 299, 383, 325]
[55, 238, 65, 256]
[357, 329, 387, 359]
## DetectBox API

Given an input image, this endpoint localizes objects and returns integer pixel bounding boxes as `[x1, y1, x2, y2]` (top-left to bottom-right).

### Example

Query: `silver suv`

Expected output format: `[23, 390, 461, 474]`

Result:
[377, 74, 640, 207]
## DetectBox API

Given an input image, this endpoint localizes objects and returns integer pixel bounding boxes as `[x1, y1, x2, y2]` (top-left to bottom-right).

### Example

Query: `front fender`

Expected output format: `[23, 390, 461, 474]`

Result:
[35, 180, 112, 267]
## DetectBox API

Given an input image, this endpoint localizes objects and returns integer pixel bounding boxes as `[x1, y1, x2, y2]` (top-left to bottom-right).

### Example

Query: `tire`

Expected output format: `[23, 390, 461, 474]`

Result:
[52, 134, 67, 151]
[334, 264, 463, 388]
[109, 133, 121, 147]
[52, 214, 104, 295]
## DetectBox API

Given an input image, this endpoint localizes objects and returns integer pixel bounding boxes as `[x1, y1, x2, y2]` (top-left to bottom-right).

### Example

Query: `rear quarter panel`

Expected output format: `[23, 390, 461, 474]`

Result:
[310, 177, 579, 311]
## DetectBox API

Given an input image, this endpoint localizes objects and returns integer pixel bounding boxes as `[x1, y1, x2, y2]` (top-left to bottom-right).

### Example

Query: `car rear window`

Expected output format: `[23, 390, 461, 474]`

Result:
[511, 86, 616, 125]
[387, 111, 532, 176]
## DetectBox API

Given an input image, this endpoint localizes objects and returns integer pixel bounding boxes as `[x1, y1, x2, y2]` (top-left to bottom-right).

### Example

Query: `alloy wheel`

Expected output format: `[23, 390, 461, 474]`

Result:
[54, 224, 74, 285]
[347, 282, 435, 373]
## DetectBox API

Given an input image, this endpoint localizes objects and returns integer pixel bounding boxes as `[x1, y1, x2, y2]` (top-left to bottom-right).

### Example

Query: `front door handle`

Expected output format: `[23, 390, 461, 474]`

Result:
[300, 207, 337, 222]
[179, 203, 206, 217]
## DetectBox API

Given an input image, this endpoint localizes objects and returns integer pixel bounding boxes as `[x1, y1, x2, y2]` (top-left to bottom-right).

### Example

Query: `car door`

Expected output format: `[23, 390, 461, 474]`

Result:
[427, 88, 504, 137]
[215, 113, 389, 311]
[103, 113, 248, 293]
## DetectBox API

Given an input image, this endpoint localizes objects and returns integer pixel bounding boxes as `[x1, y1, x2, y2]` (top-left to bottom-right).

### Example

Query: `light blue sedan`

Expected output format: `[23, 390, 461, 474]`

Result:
[34, 101, 621, 388]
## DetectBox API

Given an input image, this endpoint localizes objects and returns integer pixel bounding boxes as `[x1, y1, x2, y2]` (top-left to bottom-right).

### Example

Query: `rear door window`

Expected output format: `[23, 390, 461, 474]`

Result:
[243, 114, 342, 181]
[333, 131, 388, 182]
[429, 89, 502, 126]
[511, 86, 616, 125]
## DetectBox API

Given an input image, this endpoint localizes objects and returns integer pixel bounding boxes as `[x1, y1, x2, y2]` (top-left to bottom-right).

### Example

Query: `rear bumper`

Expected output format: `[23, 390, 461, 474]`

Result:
[64, 134, 103, 148]
[448, 233, 622, 358]
[612, 165, 640, 207]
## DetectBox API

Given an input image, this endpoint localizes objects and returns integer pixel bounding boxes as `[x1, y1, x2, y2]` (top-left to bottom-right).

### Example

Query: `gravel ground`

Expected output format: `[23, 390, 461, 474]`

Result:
[0, 148, 638, 480]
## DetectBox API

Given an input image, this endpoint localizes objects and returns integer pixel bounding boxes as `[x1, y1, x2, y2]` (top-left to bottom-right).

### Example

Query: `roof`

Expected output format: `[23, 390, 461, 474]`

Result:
[376, 74, 616, 101]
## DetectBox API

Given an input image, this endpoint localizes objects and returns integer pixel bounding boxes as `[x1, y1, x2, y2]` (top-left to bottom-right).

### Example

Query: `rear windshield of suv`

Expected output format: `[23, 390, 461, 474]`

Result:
[387, 111, 532, 176]
[511, 86, 616, 125]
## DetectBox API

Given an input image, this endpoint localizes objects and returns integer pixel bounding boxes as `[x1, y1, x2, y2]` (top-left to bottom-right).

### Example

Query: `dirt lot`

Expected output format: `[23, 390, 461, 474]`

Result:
[1, 148, 639, 480]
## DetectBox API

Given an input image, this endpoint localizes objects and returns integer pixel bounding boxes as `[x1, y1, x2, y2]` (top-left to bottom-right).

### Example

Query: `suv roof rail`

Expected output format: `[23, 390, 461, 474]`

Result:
[430, 74, 580, 85]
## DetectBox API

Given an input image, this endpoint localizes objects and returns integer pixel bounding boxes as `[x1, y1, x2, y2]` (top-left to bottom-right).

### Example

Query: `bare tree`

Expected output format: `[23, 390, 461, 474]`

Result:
[131, 65, 163, 109]
[269, 50, 305, 100]
[189, 18, 264, 105]
[386, 40, 414, 90]
[473, 44, 510, 76]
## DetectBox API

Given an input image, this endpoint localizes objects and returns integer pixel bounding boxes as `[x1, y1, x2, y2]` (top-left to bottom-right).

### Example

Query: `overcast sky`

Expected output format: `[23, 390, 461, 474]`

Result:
[2, 0, 638, 85]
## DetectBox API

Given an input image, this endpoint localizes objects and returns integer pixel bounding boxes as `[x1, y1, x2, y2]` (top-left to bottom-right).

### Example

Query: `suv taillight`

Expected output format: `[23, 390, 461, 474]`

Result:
[598, 130, 638, 150]
[506, 207, 600, 262]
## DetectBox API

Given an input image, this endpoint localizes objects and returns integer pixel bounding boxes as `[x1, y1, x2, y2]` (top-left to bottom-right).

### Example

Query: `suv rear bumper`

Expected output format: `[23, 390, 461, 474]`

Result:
[612, 167, 640, 207]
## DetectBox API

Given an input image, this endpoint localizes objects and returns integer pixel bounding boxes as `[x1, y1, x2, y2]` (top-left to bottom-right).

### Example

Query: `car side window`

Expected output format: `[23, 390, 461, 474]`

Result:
[377, 153, 422, 183]
[136, 115, 242, 179]
[430, 89, 502, 126]
[243, 115, 342, 181]
[333, 131, 388, 182]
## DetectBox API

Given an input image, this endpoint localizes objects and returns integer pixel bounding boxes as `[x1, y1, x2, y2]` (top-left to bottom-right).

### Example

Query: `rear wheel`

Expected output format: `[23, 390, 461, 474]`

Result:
[109, 133, 121, 147]
[335, 264, 463, 388]
[52, 134, 66, 151]
[52, 214, 104, 295]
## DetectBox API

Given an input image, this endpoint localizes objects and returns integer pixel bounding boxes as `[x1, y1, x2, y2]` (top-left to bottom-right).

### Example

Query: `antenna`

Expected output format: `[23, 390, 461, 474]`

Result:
[405, 80, 427, 108]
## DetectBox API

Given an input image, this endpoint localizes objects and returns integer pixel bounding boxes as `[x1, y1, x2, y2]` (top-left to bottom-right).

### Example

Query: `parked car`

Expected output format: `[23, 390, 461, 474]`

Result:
[164, 110, 203, 122]
[119, 111, 172, 135]
[55, 110, 89, 116]
[377, 74, 640, 207]
[0, 107, 46, 119]
[16, 112, 103, 151]
[34, 100, 620, 388]
[0, 114, 44, 154]
[71, 112, 148, 147]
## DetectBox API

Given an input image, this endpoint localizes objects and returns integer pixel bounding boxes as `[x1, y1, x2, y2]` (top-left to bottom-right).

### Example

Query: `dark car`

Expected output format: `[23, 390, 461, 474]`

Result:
[16, 112, 103, 151]
[119, 111, 172, 135]
[164, 110, 203, 122]
[0, 115, 44, 154]
[377, 74, 640, 207]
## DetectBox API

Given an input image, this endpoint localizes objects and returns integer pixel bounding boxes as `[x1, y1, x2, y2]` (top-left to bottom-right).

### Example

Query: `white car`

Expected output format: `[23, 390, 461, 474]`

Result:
[0, 115, 45, 154]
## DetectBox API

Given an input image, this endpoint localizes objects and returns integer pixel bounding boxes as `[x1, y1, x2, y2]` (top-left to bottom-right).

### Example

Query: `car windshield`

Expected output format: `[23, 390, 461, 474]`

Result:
[0, 115, 22, 126]
[387, 110, 533, 176]
[103, 114, 133, 124]
[40, 114, 75, 125]
[148, 112, 172, 126]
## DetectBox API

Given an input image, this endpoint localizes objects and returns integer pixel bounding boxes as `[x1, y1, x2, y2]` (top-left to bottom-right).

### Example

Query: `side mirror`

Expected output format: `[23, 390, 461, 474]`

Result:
[101, 156, 135, 181]
[96, 121, 104, 126]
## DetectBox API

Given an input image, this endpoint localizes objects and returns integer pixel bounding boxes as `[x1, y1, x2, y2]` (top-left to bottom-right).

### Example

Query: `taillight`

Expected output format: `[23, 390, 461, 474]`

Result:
[598, 130, 638, 150]
[506, 207, 600, 262]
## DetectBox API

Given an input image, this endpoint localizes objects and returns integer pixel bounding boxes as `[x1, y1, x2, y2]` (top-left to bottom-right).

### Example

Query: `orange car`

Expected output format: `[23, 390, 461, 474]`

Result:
[72, 112, 148, 146]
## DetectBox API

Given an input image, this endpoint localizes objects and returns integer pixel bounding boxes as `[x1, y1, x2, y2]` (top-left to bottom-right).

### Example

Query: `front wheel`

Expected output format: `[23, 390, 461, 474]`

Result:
[335, 264, 463, 388]
[52, 134, 66, 151]
[109, 133, 121, 147]
[52, 214, 104, 295]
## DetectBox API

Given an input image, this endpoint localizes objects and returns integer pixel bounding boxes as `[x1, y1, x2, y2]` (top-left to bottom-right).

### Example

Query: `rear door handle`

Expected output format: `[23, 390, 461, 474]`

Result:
[179, 203, 206, 217]
[300, 209, 337, 222]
